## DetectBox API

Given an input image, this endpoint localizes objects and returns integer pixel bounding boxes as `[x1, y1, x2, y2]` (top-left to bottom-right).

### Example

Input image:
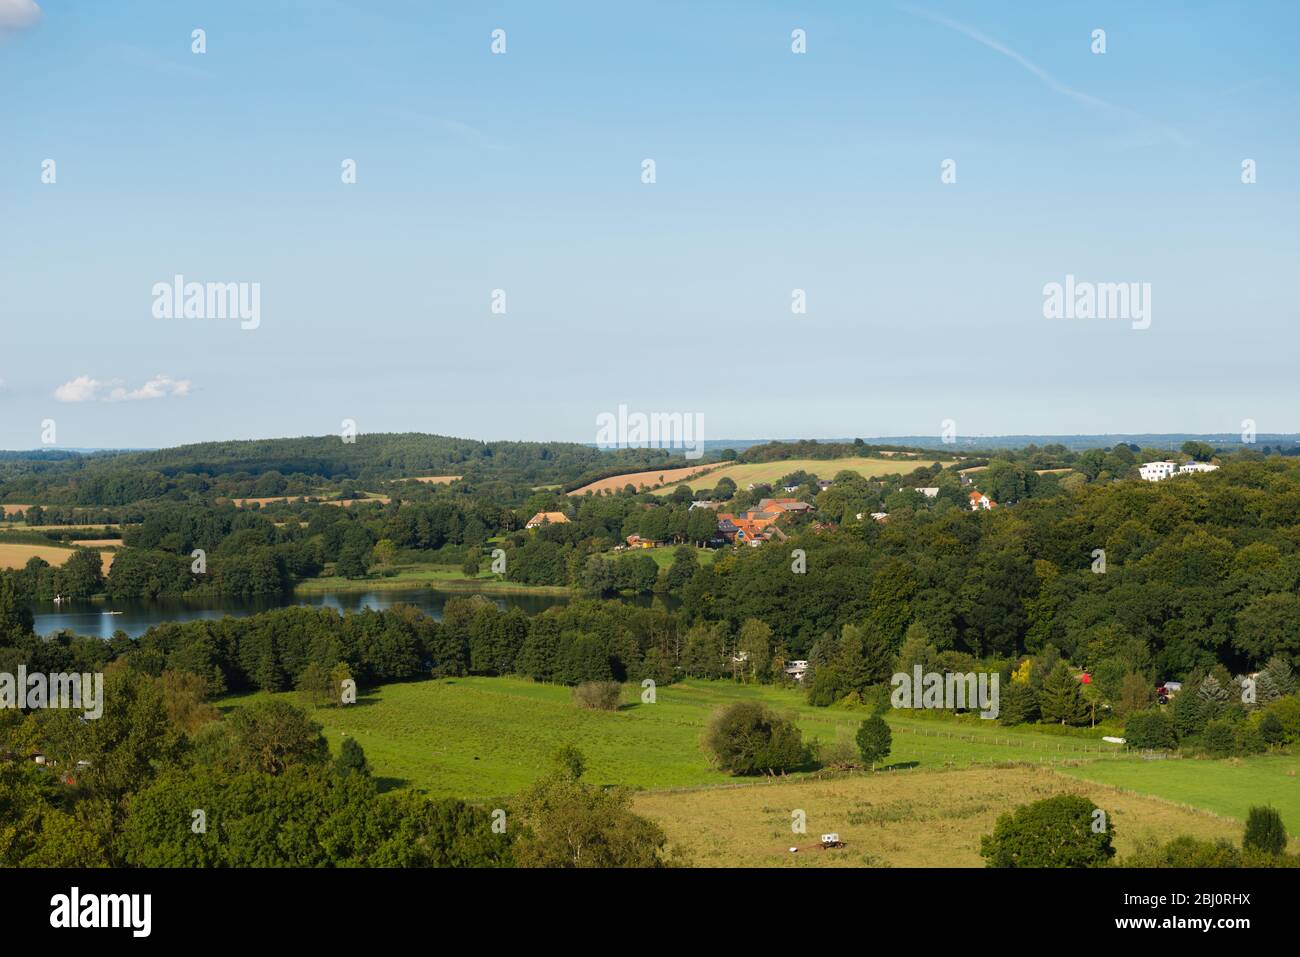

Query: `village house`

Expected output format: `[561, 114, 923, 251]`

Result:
[625, 534, 659, 549]
[1178, 461, 1219, 475]
[525, 511, 570, 529]
[969, 491, 996, 511]
[912, 487, 939, 498]
[758, 498, 815, 514]
[783, 659, 809, 682]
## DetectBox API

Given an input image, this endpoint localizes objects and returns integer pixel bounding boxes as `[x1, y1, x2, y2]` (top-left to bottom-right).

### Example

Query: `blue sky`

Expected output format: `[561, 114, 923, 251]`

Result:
[2, 0, 1297, 449]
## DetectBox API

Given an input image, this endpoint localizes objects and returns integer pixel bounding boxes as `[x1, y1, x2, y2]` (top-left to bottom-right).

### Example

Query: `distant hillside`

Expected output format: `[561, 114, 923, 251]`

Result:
[0, 433, 701, 503]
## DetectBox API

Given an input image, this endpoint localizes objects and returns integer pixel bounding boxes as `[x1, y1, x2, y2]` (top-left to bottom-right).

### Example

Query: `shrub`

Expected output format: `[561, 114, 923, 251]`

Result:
[980, 795, 1115, 868]
[1124, 709, 1177, 750]
[1259, 711, 1285, 747]
[1244, 806, 1288, 856]
[817, 740, 860, 770]
[1202, 718, 1238, 757]
[703, 701, 809, 775]
[1266, 695, 1300, 743]
[571, 680, 622, 711]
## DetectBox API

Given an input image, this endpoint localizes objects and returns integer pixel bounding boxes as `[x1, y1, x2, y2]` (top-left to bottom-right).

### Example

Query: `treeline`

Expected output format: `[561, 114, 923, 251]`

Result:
[737, 439, 944, 463]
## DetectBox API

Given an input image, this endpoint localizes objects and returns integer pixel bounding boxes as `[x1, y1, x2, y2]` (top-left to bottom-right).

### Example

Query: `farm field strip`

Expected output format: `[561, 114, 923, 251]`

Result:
[0, 541, 117, 571]
[649, 457, 934, 495]
[570, 465, 723, 496]
[631, 765, 1251, 867]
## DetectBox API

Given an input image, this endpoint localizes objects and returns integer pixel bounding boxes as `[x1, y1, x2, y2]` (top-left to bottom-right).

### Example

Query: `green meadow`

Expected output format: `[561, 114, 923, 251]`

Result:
[218, 676, 1298, 834]
[221, 677, 1127, 801]
[1058, 756, 1300, 833]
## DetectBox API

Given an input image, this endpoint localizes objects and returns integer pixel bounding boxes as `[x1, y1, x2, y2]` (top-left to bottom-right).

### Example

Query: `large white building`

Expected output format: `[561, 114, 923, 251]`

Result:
[1140, 460, 1219, 481]
[1139, 461, 1178, 482]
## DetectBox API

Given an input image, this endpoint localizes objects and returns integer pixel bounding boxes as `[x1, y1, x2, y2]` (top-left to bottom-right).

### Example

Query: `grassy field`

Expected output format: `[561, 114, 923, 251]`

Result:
[650, 457, 931, 495]
[215, 675, 1298, 861]
[0, 541, 117, 571]
[1059, 756, 1300, 833]
[219, 677, 1128, 800]
[631, 766, 1249, 867]
[570, 464, 722, 496]
[292, 563, 570, 595]
[632, 546, 716, 569]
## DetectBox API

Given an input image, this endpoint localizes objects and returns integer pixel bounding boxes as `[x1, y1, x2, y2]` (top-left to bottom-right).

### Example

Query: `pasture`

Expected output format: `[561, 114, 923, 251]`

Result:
[218, 677, 1126, 801]
[1059, 756, 1300, 836]
[631, 765, 1249, 867]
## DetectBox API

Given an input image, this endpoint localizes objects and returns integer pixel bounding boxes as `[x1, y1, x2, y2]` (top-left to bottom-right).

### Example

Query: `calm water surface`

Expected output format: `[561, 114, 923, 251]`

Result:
[31, 588, 574, 638]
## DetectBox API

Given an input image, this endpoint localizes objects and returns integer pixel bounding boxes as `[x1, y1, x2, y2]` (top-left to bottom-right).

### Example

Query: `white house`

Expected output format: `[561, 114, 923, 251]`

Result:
[1179, 461, 1218, 474]
[913, 487, 940, 498]
[1139, 461, 1178, 482]
[783, 659, 809, 682]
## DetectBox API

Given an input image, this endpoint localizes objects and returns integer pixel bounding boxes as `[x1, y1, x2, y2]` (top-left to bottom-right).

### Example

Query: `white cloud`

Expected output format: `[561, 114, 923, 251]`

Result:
[108, 375, 192, 402]
[55, 374, 191, 403]
[54, 375, 103, 403]
[0, 0, 41, 32]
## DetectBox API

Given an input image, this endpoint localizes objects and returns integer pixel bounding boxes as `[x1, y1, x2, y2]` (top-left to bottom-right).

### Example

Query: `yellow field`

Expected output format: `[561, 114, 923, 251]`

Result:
[632, 764, 1242, 867]
[406, 475, 462, 484]
[229, 495, 391, 507]
[1, 505, 33, 517]
[67, 539, 122, 548]
[0, 542, 117, 572]
[570, 464, 722, 495]
[650, 457, 927, 495]
[2, 524, 123, 532]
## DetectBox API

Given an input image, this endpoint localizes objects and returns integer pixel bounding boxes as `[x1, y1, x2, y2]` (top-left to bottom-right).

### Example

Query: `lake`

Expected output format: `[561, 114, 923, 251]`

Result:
[31, 588, 577, 639]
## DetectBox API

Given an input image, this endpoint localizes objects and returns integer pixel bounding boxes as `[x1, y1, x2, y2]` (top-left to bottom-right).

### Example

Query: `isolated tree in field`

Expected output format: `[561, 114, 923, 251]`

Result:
[1039, 662, 1089, 726]
[1243, 806, 1287, 856]
[335, 737, 370, 776]
[855, 715, 892, 769]
[980, 795, 1115, 868]
[703, 701, 809, 775]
